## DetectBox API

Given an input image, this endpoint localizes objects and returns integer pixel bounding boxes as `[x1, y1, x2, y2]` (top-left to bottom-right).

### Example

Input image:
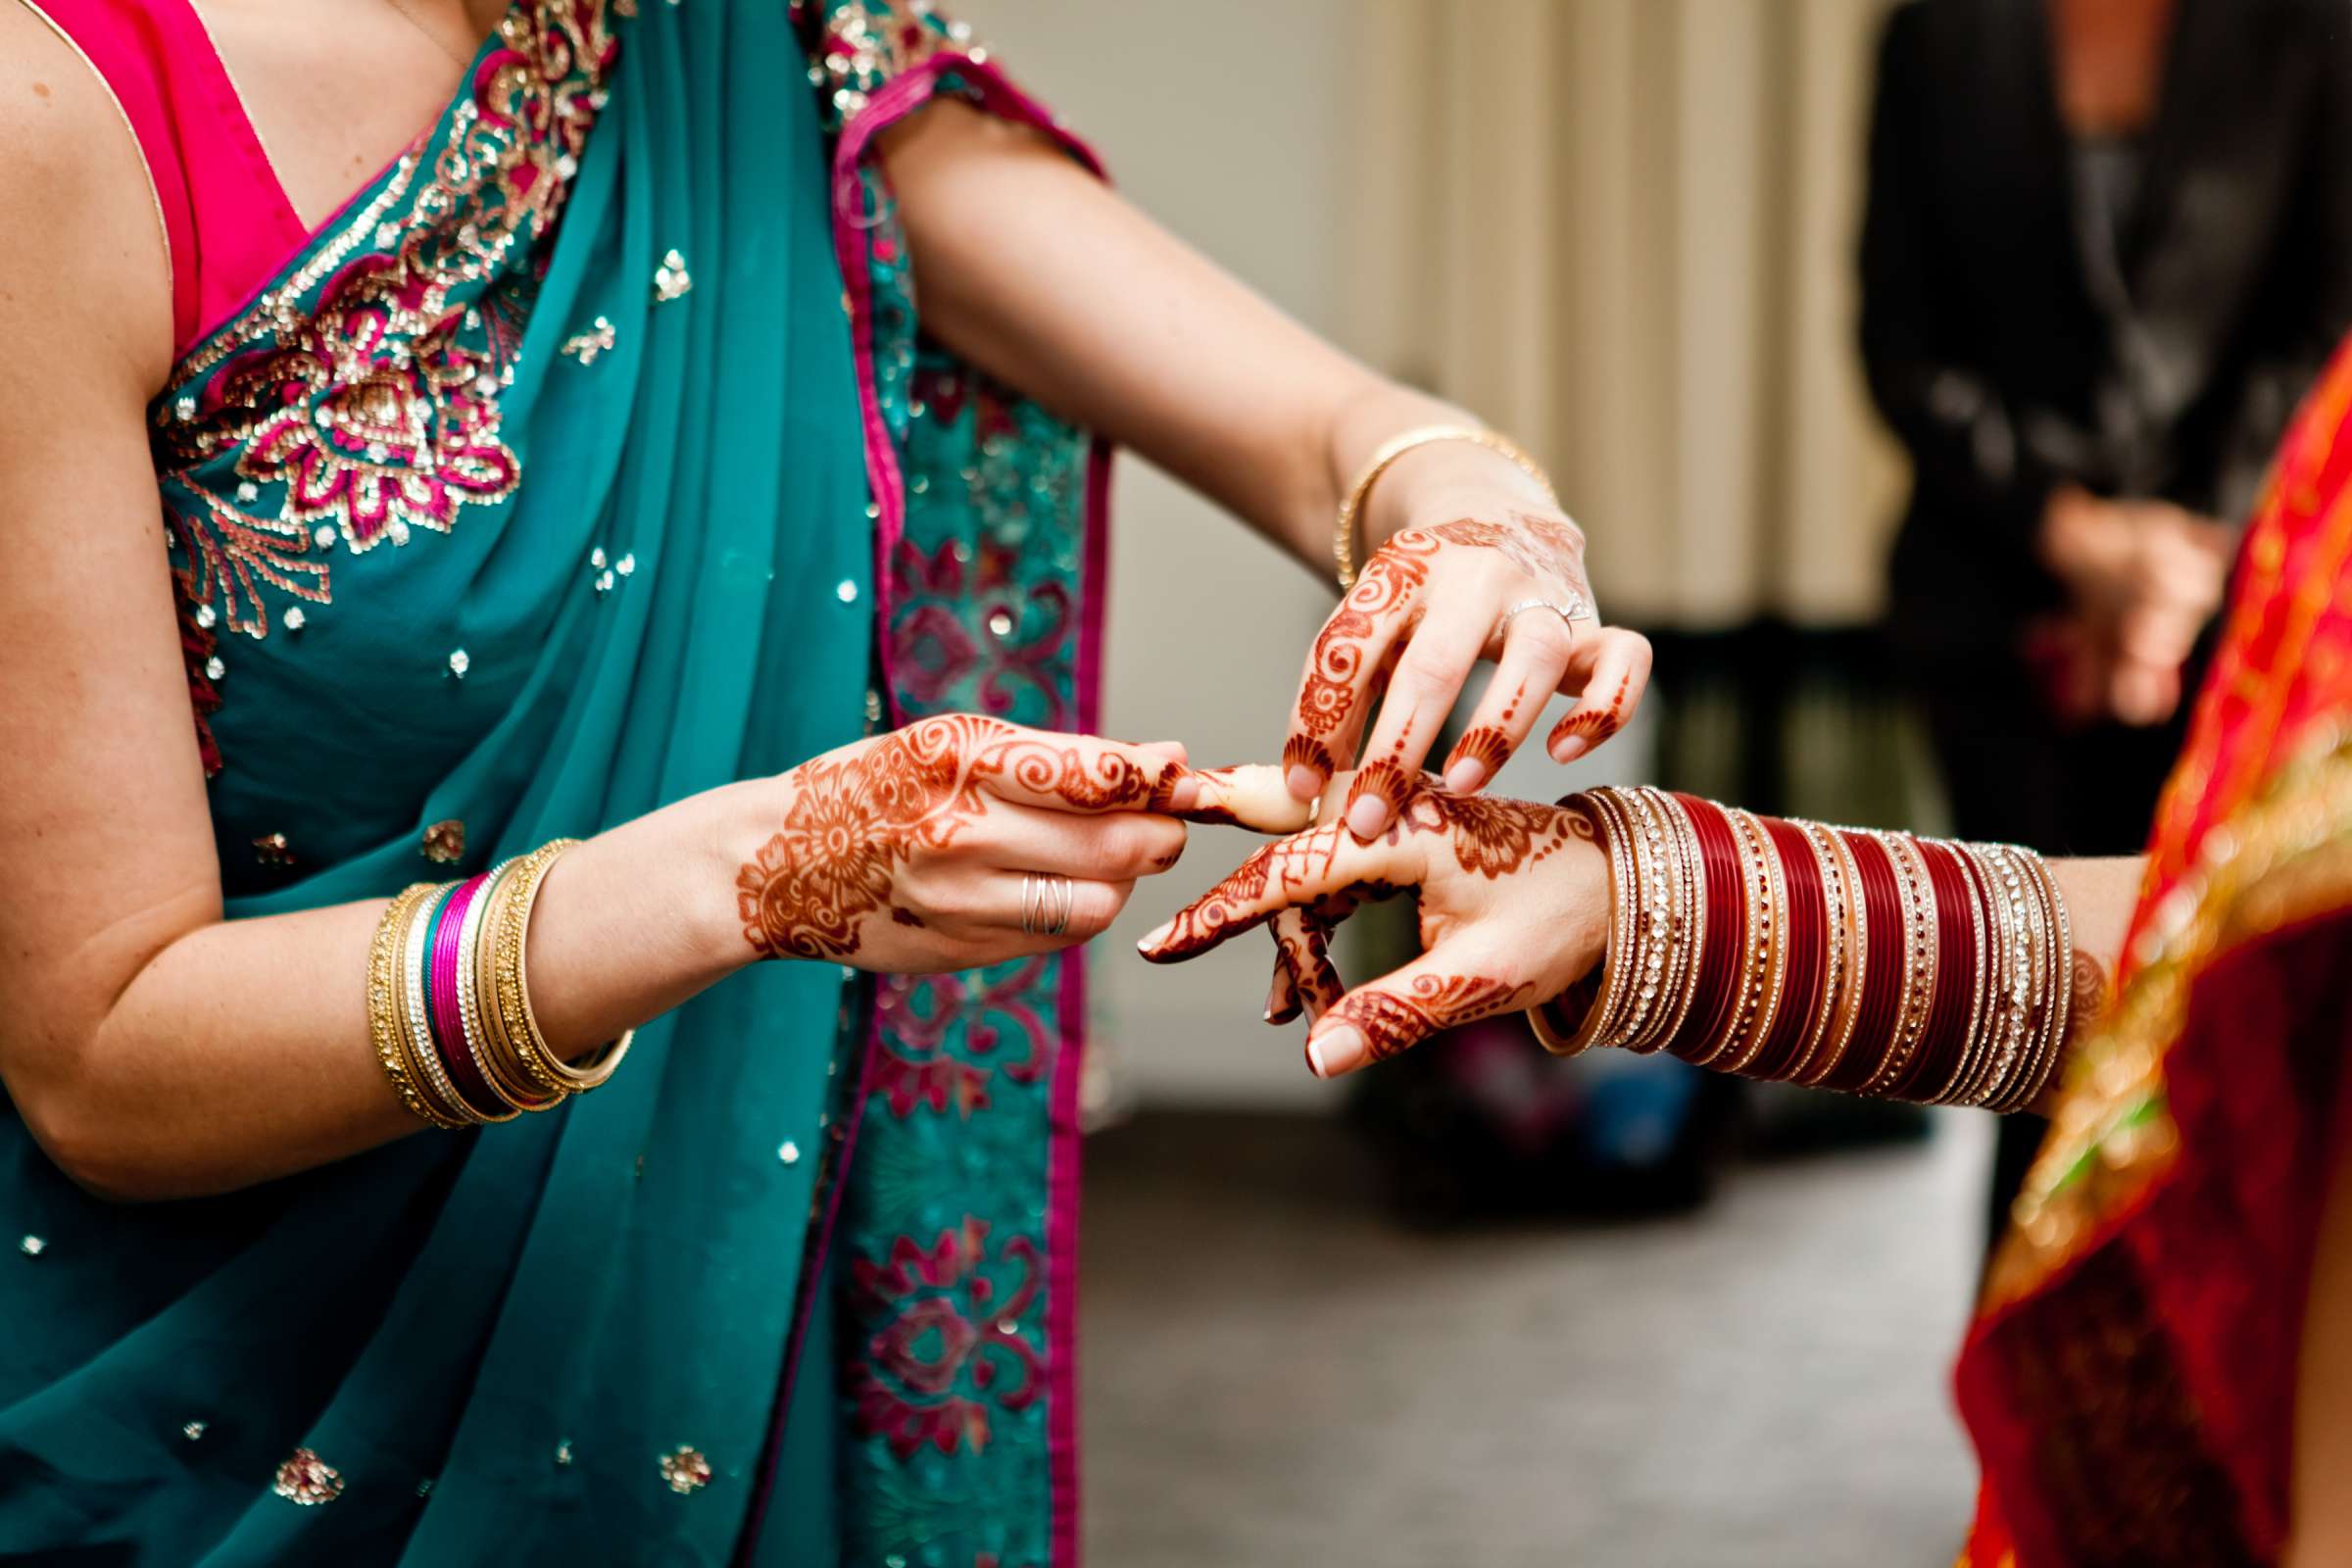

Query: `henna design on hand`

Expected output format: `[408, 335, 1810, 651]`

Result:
[737, 716, 1159, 961]
[1290, 511, 1592, 794]
[1323, 972, 1537, 1066]
[1267, 906, 1344, 1024]
[1146, 784, 1580, 961]
[1342, 759, 1419, 834]
[1416, 513, 1588, 589]
[1295, 540, 1436, 761]
[1547, 671, 1632, 752]
[1442, 725, 1514, 789]
[1283, 734, 1337, 789]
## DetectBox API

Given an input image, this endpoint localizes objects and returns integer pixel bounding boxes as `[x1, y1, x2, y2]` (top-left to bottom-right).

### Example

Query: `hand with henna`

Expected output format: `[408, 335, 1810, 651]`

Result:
[1137, 772, 1611, 1078]
[1282, 492, 1654, 845]
[738, 713, 1230, 974]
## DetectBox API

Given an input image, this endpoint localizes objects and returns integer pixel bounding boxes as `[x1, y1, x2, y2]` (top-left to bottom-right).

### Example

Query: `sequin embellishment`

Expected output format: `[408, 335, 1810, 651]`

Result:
[253, 832, 295, 866]
[18, 1236, 43, 1256]
[562, 318, 617, 366]
[272, 1448, 345, 1505]
[183, 1421, 207, 1441]
[420, 819, 466, 863]
[653, 249, 692, 302]
[149, 0, 617, 725]
[658, 1446, 711, 1494]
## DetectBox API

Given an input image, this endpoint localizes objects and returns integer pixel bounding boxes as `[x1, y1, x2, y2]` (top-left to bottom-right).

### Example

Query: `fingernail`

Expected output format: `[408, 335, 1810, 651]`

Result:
[1346, 795, 1390, 840]
[1161, 773, 1200, 813]
[1444, 759, 1487, 794]
[1137, 919, 1174, 953]
[1285, 764, 1322, 803]
[1306, 1026, 1367, 1079]
[1552, 736, 1588, 764]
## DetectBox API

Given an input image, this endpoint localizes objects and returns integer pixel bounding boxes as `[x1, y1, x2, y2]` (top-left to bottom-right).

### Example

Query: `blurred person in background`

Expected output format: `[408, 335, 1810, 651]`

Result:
[1858, 0, 2352, 1246]
[1152, 329, 2352, 1568]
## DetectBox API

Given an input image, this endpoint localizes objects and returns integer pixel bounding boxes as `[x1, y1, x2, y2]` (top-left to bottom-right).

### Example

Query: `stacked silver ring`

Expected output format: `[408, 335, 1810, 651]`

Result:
[1020, 872, 1075, 938]
[1499, 595, 1592, 637]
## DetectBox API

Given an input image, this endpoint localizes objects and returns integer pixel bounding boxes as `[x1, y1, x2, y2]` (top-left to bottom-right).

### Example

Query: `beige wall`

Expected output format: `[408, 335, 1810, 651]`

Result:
[963, 0, 1899, 1106]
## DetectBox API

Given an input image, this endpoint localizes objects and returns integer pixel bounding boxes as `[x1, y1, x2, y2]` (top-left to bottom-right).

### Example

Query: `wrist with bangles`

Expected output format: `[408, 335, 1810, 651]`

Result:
[368, 839, 635, 1128]
[1528, 787, 2071, 1112]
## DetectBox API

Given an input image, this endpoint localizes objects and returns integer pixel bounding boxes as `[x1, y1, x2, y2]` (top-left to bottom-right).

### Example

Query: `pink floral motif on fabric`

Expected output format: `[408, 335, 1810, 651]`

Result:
[870, 961, 1053, 1118]
[847, 1218, 1043, 1458]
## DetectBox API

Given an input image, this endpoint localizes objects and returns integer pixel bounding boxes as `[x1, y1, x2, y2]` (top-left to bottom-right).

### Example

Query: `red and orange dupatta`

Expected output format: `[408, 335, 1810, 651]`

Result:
[1956, 338, 2352, 1567]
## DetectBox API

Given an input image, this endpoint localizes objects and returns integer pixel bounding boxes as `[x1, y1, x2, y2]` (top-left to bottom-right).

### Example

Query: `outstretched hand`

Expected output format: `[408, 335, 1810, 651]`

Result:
[1137, 771, 1612, 1079]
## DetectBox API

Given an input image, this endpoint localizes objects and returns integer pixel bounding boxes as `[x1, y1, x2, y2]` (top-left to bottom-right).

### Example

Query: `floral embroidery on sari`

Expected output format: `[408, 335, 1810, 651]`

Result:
[799, 0, 972, 125]
[151, 1, 617, 673]
[848, 1218, 1044, 1459]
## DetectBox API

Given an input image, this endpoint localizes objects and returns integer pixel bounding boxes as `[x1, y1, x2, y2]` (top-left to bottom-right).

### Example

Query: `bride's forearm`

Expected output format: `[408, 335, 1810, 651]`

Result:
[28, 782, 769, 1202]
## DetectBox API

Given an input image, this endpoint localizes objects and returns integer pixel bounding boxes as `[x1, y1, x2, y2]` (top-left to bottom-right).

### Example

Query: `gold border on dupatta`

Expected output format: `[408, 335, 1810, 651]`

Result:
[1986, 726, 2352, 1310]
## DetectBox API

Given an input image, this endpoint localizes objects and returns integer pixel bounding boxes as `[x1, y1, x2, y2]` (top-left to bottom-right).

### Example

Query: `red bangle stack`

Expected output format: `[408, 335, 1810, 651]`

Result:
[1532, 787, 2071, 1112]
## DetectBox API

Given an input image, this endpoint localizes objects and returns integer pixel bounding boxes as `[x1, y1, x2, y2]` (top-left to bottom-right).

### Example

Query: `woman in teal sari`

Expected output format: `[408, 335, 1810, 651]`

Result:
[0, 0, 1650, 1560]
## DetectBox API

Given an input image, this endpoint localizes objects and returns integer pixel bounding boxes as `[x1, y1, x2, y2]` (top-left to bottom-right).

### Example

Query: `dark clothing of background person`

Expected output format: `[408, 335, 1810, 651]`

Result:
[1858, 0, 2352, 1245]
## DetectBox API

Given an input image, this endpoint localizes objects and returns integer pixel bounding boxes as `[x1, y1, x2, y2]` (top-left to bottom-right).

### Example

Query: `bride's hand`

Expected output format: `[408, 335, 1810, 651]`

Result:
[1137, 772, 1612, 1078]
[737, 715, 1206, 975]
[1280, 495, 1653, 842]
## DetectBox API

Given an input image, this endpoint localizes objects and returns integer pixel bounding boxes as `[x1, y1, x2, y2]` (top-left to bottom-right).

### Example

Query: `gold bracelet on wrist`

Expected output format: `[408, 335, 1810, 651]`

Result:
[1333, 424, 1557, 590]
[370, 883, 468, 1130]
[466, 858, 565, 1113]
[487, 840, 634, 1098]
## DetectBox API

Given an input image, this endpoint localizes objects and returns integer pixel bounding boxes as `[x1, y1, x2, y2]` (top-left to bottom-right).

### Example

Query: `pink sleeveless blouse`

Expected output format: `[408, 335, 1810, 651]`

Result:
[24, 0, 314, 357]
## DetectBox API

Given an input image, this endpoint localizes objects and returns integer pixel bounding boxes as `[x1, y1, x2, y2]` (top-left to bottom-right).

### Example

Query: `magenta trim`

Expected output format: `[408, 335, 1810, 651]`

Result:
[1043, 441, 1113, 1567]
[828, 54, 1107, 731]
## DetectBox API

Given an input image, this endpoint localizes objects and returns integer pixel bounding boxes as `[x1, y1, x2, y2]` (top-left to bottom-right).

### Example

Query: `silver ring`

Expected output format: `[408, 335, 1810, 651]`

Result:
[1021, 872, 1075, 939]
[1500, 595, 1592, 636]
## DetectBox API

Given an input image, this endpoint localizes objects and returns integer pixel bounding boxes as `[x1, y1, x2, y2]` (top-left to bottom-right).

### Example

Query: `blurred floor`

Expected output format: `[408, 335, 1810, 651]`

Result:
[1081, 1108, 1992, 1567]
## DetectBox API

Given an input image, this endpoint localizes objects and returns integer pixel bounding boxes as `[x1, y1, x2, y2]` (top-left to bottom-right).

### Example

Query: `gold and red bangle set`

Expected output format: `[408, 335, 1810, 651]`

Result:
[1529, 787, 2068, 1112]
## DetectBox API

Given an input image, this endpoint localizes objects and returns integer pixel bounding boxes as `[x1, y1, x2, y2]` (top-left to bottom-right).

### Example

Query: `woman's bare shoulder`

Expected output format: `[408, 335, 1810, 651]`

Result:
[0, 2, 173, 393]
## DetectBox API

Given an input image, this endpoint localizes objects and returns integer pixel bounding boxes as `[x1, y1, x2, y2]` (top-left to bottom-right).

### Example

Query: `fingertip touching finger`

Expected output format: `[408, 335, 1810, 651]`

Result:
[1150, 762, 1315, 834]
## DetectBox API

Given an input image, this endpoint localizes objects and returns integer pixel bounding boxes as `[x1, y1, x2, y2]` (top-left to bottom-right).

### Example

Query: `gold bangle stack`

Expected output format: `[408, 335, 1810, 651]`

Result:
[1332, 424, 1559, 590]
[1529, 787, 2070, 1112]
[367, 839, 637, 1129]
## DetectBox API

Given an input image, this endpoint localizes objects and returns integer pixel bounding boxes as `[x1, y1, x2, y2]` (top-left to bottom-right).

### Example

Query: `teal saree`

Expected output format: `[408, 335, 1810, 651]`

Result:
[0, 3, 1101, 1563]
